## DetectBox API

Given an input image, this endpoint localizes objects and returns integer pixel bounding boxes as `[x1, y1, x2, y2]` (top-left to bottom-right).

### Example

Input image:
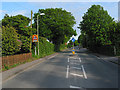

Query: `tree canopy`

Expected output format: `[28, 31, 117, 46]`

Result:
[2, 14, 37, 53]
[33, 8, 77, 50]
[78, 5, 114, 48]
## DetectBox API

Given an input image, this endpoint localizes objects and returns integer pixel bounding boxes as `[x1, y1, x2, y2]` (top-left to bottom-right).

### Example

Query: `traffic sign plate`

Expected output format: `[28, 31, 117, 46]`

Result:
[72, 38, 75, 42]
[32, 35, 38, 42]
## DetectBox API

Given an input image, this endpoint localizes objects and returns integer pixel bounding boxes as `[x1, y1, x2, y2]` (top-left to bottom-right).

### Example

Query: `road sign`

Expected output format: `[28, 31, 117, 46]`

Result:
[72, 38, 75, 42]
[32, 35, 38, 42]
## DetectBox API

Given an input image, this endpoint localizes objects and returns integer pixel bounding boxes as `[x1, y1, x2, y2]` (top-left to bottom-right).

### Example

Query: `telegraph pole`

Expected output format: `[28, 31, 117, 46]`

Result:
[30, 10, 33, 52]
[37, 15, 39, 55]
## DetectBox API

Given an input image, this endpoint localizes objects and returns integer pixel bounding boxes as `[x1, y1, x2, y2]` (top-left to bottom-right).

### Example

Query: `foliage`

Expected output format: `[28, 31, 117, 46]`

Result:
[79, 5, 114, 49]
[18, 25, 37, 53]
[0, 27, 1, 59]
[74, 40, 79, 46]
[67, 40, 73, 48]
[2, 14, 36, 53]
[32, 37, 55, 58]
[2, 25, 21, 56]
[2, 14, 30, 31]
[33, 8, 77, 51]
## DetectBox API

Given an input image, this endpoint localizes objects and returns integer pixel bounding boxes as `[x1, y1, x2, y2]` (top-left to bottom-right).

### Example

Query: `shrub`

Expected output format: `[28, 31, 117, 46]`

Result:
[2, 25, 21, 56]
[32, 37, 54, 58]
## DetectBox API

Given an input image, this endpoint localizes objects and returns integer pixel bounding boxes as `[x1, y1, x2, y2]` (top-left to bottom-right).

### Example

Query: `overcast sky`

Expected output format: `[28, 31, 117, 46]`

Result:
[0, 0, 118, 40]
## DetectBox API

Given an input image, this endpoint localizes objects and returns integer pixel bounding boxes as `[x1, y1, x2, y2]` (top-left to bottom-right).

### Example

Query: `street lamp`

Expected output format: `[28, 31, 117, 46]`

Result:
[37, 13, 45, 56]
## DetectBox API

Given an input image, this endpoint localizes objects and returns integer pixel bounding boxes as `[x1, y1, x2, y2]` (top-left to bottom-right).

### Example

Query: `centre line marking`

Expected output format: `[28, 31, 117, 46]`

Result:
[71, 67, 81, 70]
[79, 58, 81, 62]
[81, 65, 87, 79]
[70, 73, 83, 77]
[70, 85, 81, 88]
[66, 65, 69, 78]
[68, 58, 69, 62]
[70, 63, 80, 65]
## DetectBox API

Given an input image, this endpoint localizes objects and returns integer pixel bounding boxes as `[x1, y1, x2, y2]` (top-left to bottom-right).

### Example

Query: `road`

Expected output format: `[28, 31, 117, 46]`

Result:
[2, 47, 118, 88]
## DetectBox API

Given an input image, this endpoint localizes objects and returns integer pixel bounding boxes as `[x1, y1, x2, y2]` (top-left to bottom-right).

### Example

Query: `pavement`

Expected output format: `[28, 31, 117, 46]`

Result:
[2, 47, 119, 89]
[90, 50, 119, 65]
[2, 52, 59, 82]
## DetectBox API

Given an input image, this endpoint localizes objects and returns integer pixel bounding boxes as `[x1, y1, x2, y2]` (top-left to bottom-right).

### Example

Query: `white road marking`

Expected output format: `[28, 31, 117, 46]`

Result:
[70, 73, 83, 77]
[69, 57, 77, 59]
[66, 65, 69, 78]
[68, 58, 69, 62]
[71, 67, 81, 70]
[48, 55, 56, 59]
[70, 85, 82, 88]
[81, 65, 87, 79]
[79, 58, 81, 62]
[97, 57, 100, 59]
[70, 62, 80, 65]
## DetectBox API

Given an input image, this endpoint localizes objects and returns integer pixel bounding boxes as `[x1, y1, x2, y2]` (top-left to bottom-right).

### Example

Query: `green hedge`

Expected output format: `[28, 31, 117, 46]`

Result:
[32, 37, 54, 58]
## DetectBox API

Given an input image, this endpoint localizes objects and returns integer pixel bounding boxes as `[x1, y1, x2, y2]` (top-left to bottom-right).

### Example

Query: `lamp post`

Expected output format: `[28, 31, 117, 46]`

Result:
[37, 13, 45, 56]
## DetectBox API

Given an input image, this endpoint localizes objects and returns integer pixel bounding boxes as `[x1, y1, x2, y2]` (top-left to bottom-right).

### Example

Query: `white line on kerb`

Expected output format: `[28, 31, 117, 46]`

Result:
[70, 85, 81, 88]
[70, 73, 83, 77]
[48, 55, 55, 59]
[66, 65, 69, 78]
[79, 58, 81, 62]
[68, 58, 69, 62]
[81, 65, 87, 79]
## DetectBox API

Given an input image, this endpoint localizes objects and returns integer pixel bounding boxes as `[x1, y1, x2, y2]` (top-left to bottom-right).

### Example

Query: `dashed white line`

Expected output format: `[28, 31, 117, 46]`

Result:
[70, 63, 80, 65]
[68, 58, 69, 62]
[79, 58, 81, 62]
[70, 73, 83, 77]
[71, 67, 81, 70]
[81, 65, 87, 79]
[66, 65, 69, 78]
[70, 85, 82, 88]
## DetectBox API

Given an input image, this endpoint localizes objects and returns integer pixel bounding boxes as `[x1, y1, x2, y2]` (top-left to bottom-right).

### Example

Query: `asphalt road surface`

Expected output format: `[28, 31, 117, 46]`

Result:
[2, 47, 118, 88]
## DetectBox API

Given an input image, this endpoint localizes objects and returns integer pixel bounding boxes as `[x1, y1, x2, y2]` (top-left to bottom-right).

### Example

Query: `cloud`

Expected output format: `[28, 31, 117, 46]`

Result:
[0, 10, 6, 13]
[9, 10, 28, 16]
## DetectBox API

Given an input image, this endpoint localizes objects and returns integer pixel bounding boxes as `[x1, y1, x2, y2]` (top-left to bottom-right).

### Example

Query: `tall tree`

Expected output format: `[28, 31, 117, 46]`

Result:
[79, 5, 114, 48]
[33, 8, 77, 51]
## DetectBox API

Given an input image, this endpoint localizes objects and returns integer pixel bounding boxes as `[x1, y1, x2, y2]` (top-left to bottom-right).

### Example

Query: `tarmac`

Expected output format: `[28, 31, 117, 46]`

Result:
[2, 52, 59, 82]
[2, 48, 119, 83]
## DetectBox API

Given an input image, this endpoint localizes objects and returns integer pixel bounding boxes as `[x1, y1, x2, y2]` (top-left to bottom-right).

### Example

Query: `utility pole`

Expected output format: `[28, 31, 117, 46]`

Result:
[30, 10, 33, 52]
[37, 15, 39, 55]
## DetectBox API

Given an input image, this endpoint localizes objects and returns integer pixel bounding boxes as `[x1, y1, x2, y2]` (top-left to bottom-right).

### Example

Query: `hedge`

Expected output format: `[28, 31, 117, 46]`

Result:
[32, 37, 54, 58]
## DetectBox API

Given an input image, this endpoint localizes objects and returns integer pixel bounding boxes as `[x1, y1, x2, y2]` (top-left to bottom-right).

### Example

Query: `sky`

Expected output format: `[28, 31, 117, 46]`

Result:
[0, 0, 119, 40]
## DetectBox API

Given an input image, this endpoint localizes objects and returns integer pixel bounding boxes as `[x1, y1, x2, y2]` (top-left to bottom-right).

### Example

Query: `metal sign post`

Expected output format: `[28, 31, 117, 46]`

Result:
[72, 38, 75, 55]
[32, 35, 38, 55]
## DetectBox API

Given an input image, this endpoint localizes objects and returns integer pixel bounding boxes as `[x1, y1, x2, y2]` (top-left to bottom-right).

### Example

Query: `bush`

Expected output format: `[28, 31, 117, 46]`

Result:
[2, 25, 21, 56]
[32, 37, 54, 58]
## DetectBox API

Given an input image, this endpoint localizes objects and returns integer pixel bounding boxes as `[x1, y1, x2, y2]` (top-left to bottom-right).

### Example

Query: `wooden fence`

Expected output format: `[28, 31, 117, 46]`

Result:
[2, 53, 32, 68]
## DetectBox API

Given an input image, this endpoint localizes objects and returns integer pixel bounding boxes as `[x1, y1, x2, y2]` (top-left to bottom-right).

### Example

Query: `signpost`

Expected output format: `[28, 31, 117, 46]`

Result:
[32, 35, 38, 55]
[72, 38, 75, 55]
